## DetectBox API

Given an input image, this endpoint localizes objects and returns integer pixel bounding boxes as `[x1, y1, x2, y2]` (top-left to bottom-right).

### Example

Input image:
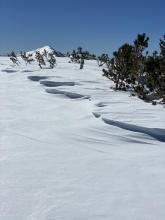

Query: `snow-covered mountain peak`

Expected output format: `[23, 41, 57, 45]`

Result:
[35, 45, 54, 54]
[27, 45, 65, 57]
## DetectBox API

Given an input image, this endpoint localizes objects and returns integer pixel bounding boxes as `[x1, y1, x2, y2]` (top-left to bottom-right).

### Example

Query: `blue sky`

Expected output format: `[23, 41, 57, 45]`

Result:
[0, 0, 164, 55]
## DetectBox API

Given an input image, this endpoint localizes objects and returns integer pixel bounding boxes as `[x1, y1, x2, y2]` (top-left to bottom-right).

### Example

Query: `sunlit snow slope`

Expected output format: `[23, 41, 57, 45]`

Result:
[0, 56, 165, 220]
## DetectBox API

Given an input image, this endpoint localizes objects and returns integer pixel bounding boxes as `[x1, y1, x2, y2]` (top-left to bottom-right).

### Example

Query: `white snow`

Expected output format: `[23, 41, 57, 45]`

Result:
[27, 46, 55, 56]
[26, 46, 64, 58]
[0, 56, 165, 220]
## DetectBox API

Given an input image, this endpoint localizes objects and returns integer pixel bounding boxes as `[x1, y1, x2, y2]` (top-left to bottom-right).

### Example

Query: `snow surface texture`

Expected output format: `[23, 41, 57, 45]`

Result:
[0, 55, 165, 220]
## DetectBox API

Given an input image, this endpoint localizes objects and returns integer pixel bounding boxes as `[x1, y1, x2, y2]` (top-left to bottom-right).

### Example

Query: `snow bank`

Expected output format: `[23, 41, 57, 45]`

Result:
[1, 56, 165, 220]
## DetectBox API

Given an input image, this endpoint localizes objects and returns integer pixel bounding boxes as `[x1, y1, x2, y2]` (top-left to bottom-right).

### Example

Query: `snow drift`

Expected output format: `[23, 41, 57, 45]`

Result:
[0, 56, 165, 220]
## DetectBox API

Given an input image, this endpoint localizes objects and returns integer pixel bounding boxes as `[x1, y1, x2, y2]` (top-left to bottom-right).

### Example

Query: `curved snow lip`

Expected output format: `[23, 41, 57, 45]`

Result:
[96, 102, 109, 107]
[40, 80, 77, 87]
[81, 80, 100, 84]
[22, 70, 33, 73]
[92, 112, 101, 118]
[46, 88, 90, 99]
[1, 69, 17, 73]
[28, 76, 48, 81]
[102, 117, 165, 142]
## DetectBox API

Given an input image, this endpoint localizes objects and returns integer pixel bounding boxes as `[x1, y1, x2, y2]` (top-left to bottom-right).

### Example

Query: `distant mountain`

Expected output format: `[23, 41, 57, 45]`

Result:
[27, 46, 65, 57]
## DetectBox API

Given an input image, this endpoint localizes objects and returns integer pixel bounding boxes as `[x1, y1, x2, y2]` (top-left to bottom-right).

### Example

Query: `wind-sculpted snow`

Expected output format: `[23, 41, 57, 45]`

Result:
[22, 70, 34, 73]
[28, 75, 49, 81]
[46, 88, 90, 99]
[102, 117, 165, 142]
[1, 69, 17, 73]
[96, 102, 109, 107]
[1, 56, 165, 220]
[92, 112, 101, 118]
[40, 80, 77, 87]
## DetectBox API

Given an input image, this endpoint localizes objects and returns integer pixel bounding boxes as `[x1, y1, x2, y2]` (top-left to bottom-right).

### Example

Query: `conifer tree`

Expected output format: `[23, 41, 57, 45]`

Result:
[103, 43, 135, 90]
[133, 33, 149, 86]
[159, 35, 165, 101]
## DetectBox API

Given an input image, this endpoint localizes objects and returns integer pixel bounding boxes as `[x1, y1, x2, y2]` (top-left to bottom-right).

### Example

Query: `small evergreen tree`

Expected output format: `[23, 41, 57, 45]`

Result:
[102, 33, 165, 104]
[103, 43, 135, 90]
[133, 33, 149, 86]
[47, 53, 56, 69]
[35, 51, 46, 69]
[78, 47, 82, 54]
[159, 35, 165, 101]
[8, 51, 19, 65]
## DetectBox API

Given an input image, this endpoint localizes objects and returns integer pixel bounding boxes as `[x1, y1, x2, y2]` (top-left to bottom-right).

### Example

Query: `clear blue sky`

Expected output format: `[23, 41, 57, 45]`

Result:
[0, 0, 164, 55]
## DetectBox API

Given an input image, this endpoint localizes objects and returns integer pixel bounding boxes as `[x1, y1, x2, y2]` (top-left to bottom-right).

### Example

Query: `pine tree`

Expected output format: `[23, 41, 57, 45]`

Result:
[103, 43, 134, 90]
[133, 33, 149, 85]
[159, 35, 165, 101]
[47, 53, 56, 69]
[8, 51, 19, 65]
[35, 52, 46, 69]
[103, 33, 165, 104]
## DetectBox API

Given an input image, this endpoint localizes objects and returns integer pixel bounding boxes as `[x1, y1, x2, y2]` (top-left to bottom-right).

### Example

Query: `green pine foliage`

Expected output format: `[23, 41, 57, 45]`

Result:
[103, 34, 165, 104]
